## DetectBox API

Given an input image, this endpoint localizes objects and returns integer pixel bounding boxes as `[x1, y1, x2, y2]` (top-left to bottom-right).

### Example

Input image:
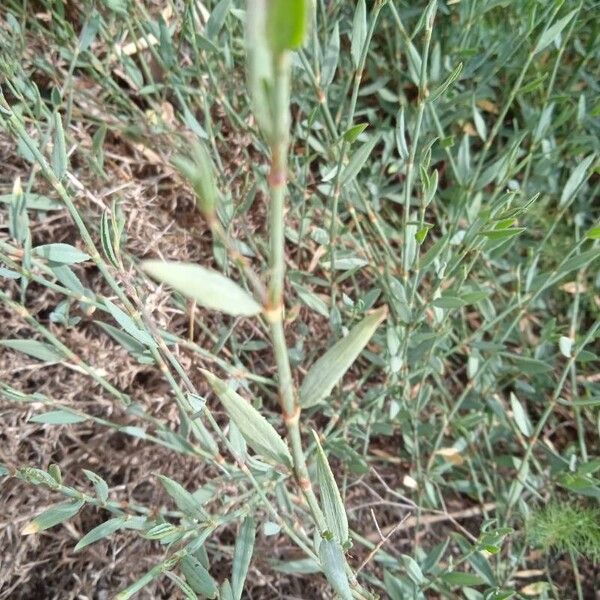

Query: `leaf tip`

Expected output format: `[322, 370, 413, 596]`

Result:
[22, 521, 40, 535]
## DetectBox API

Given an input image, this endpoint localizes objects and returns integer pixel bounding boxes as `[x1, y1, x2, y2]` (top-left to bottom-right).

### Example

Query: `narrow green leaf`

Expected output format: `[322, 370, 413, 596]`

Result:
[231, 517, 255, 600]
[202, 371, 292, 467]
[165, 571, 198, 600]
[95, 321, 147, 355]
[422, 539, 449, 573]
[29, 410, 86, 425]
[79, 11, 101, 51]
[396, 108, 408, 160]
[558, 249, 599, 276]
[181, 555, 217, 599]
[142, 261, 261, 317]
[0, 193, 62, 210]
[51, 112, 67, 179]
[75, 517, 127, 551]
[300, 306, 387, 407]
[104, 299, 157, 348]
[319, 538, 352, 600]
[340, 134, 381, 186]
[33, 243, 90, 264]
[83, 469, 110, 503]
[432, 295, 465, 309]
[559, 154, 595, 208]
[510, 393, 533, 437]
[534, 9, 577, 55]
[429, 62, 463, 103]
[312, 431, 348, 545]
[262, 521, 280, 536]
[293, 284, 329, 318]
[205, 0, 231, 40]
[350, 0, 366, 69]
[22, 499, 84, 534]
[114, 564, 163, 600]
[441, 571, 486, 586]
[585, 225, 600, 240]
[480, 227, 525, 240]
[220, 579, 235, 600]
[559, 335, 573, 357]
[321, 22, 340, 87]
[158, 475, 209, 521]
[51, 264, 86, 296]
[143, 523, 179, 540]
[1, 339, 63, 363]
[401, 554, 425, 585]
[343, 123, 368, 144]
[266, 0, 308, 53]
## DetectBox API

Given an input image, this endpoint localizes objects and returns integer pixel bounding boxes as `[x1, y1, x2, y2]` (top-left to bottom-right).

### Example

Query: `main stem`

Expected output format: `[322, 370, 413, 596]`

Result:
[266, 54, 327, 533]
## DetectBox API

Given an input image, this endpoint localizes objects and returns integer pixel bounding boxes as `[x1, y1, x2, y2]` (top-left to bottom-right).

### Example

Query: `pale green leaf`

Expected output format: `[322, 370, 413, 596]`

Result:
[559, 336, 573, 357]
[205, 0, 231, 40]
[29, 410, 86, 425]
[340, 134, 381, 186]
[1, 339, 63, 363]
[534, 10, 577, 55]
[202, 371, 292, 467]
[350, 0, 366, 68]
[104, 299, 157, 348]
[83, 469, 109, 503]
[220, 580, 235, 600]
[158, 475, 209, 521]
[510, 393, 533, 437]
[33, 243, 90, 264]
[318, 538, 352, 600]
[559, 154, 595, 208]
[181, 555, 217, 599]
[401, 554, 425, 585]
[51, 112, 67, 179]
[231, 517, 255, 600]
[0, 193, 62, 210]
[312, 431, 348, 545]
[321, 22, 340, 87]
[75, 517, 127, 551]
[300, 306, 387, 407]
[22, 499, 85, 534]
[142, 261, 261, 317]
[165, 571, 198, 600]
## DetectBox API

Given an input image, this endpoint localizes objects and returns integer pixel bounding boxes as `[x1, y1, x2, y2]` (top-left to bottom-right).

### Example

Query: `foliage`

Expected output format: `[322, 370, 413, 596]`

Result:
[0, 0, 599, 598]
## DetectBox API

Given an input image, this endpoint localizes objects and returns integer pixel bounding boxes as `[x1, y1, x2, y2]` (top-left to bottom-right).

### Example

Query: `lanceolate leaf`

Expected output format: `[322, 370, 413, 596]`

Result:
[1, 339, 64, 363]
[312, 431, 348, 545]
[104, 299, 157, 348]
[350, 0, 366, 69]
[534, 9, 578, 55]
[22, 499, 85, 534]
[181, 555, 217, 599]
[559, 154, 595, 208]
[202, 371, 292, 467]
[231, 517, 256, 600]
[142, 261, 261, 317]
[300, 306, 387, 407]
[318, 538, 352, 600]
[158, 475, 210, 521]
[74, 517, 127, 551]
[340, 133, 381, 186]
[51, 112, 67, 179]
[33, 243, 90, 264]
[29, 410, 86, 425]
